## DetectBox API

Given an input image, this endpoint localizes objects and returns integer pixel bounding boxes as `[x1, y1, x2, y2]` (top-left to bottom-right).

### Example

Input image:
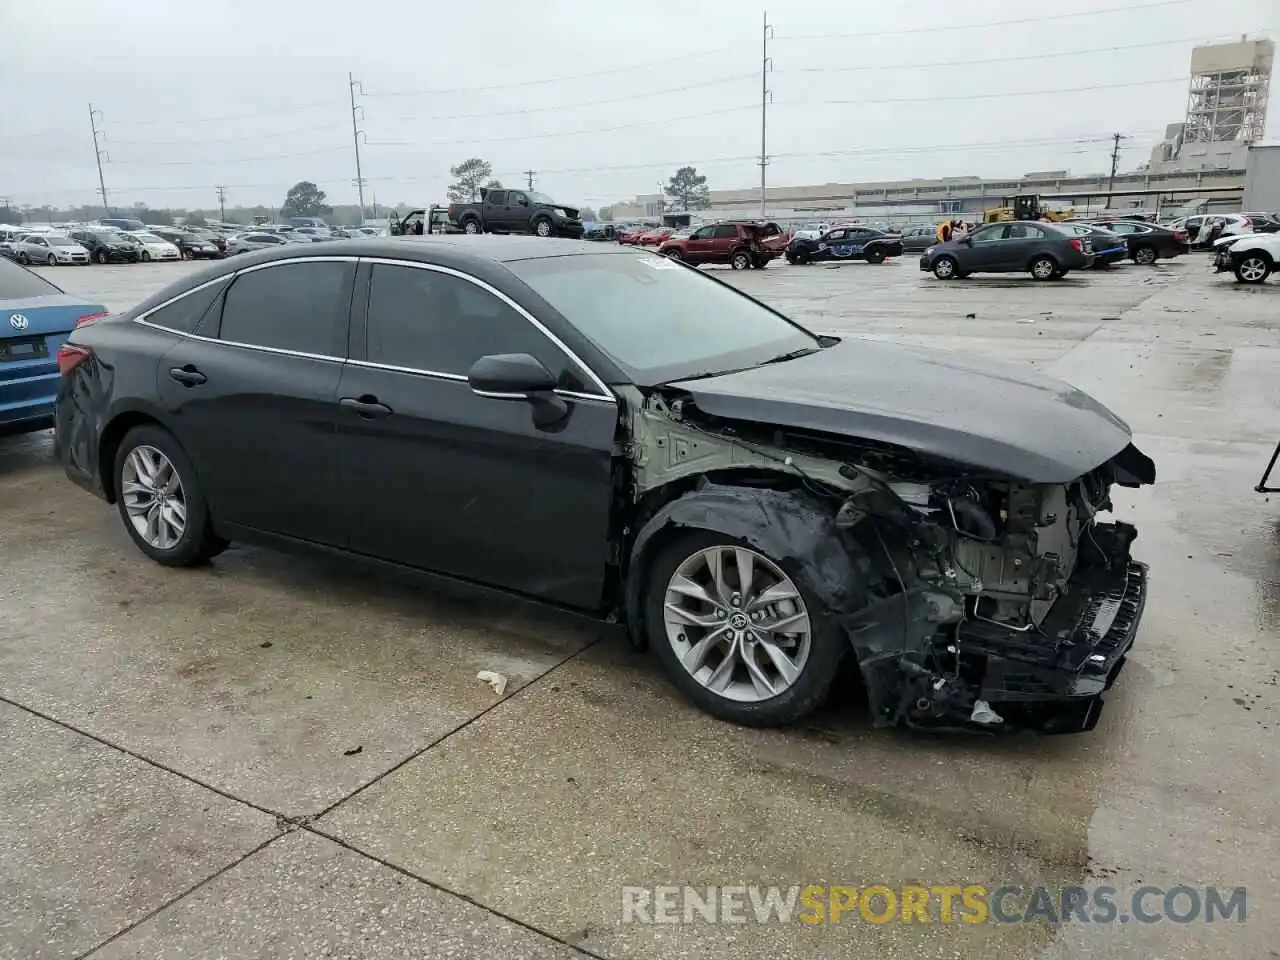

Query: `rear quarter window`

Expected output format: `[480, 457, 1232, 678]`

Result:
[141, 278, 232, 334]
[0, 257, 62, 299]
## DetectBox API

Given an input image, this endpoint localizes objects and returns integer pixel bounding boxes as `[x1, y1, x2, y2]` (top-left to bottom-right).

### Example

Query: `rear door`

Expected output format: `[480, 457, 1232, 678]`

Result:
[154, 257, 355, 545]
[708, 223, 740, 262]
[1002, 222, 1046, 266]
[484, 190, 510, 230]
[335, 258, 618, 609]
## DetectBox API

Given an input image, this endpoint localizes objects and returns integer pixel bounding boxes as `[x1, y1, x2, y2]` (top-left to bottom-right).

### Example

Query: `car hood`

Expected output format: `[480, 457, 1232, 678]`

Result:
[666, 339, 1150, 484]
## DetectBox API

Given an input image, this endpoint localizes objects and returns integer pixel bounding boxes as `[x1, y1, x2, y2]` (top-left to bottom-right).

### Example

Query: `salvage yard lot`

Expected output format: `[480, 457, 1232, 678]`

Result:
[2, 254, 1277, 959]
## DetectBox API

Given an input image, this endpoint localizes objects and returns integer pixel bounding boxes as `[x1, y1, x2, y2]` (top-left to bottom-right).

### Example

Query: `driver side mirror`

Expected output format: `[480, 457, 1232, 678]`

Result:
[468, 353, 568, 428]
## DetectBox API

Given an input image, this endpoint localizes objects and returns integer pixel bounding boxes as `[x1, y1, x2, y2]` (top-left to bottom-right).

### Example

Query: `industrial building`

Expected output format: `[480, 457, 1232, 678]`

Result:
[608, 37, 1275, 227]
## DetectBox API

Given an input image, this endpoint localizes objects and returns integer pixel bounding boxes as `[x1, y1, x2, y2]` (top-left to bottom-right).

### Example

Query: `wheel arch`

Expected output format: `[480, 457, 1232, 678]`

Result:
[98, 407, 181, 503]
[1027, 250, 1059, 271]
[621, 479, 875, 653]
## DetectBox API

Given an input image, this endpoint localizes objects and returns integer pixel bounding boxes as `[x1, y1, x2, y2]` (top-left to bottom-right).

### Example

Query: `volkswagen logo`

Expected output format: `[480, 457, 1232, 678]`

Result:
[8, 313, 29, 331]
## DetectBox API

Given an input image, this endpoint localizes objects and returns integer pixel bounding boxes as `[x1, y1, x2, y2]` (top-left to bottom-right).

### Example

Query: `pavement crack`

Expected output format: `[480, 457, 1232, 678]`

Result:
[0, 693, 285, 821]
[309, 633, 605, 822]
[73, 833, 285, 959]
[303, 824, 604, 959]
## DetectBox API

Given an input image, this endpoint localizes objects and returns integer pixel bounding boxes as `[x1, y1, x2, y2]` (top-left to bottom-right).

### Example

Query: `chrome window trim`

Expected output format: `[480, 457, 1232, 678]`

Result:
[130, 254, 618, 405]
[360, 256, 615, 402]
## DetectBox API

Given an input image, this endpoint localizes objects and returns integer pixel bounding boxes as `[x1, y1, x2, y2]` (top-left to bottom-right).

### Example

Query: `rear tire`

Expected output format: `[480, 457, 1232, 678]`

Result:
[730, 249, 751, 270]
[462, 218, 481, 235]
[1030, 255, 1057, 281]
[113, 425, 228, 567]
[865, 248, 886, 264]
[1133, 246, 1157, 265]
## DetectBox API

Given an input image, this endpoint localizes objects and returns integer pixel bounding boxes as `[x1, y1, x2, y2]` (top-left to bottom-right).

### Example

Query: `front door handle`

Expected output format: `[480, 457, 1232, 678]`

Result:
[339, 395, 393, 419]
[168, 365, 207, 386]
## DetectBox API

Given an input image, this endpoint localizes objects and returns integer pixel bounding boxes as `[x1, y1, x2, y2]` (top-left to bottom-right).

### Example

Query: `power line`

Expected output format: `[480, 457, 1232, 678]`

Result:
[774, 0, 1202, 42]
[796, 76, 1187, 108]
[111, 145, 351, 166]
[106, 121, 345, 147]
[778, 34, 1270, 76]
[106, 99, 337, 128]
[361, 43, 742, 98]
[378, 73, 756, 123]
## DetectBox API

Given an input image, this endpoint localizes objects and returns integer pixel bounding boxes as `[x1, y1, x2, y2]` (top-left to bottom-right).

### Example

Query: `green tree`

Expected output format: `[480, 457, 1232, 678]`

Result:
[184, 210, 208, 227]
[665, 166, 710, 211]
[0, 203, 22, 223]
[447, 158, 496, 203]
[281, 181, 332, 218]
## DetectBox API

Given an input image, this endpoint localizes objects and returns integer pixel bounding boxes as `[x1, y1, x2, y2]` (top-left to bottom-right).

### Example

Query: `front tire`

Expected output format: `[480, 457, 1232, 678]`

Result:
[932, 255, 958, 279]
[141, 250, 151, 262]
[1030, 255, 1057, 281]
[730, 249, 751, 270]
[96, 249, 108, 264]
[113, 425, 227, 567]
[645, 531, 845, 727]
[17, 252, 29, 265]
[1235, 254, 1272, 284]
[47, 254, 57, 266]
[533, 217, 553, 238]
[664, 247, 684, 262]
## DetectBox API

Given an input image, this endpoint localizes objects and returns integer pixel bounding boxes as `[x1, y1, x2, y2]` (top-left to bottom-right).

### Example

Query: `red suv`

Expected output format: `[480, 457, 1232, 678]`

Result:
[658, 222, 785, 269]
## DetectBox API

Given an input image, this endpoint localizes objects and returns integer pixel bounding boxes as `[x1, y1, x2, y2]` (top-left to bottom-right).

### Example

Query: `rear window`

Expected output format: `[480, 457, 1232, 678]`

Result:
[0, 257, 62, 299]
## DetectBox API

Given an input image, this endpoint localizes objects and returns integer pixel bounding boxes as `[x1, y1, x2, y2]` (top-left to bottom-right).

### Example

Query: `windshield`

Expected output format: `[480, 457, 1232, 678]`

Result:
[0, 257, 63, 299]
[508, 251, 820, 384]
[133, 233, 163, 243]
[528, 192, 557, 205]
[47, 235, 77, 245]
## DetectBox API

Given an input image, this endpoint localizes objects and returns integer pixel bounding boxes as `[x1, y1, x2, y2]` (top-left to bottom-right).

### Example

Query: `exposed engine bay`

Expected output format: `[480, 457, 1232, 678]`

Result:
[623, 387, 1155, 734]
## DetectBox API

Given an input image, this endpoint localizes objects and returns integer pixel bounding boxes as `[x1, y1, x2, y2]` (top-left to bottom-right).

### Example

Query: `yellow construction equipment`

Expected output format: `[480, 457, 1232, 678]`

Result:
[982, 194, 1072, 223]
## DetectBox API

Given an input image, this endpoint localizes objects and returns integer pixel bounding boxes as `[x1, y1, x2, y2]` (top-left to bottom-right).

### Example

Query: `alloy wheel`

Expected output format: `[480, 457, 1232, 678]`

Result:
[1135, 247, 1157, 265]
[1032, 258, 1055, 280]
[933, 257, 955, 279]
[732, 252, 750, 270]
[463, 220, 480, 234]
[47, 254, 57, 266]
[1239, 257, 1268, 282]
[535, 219, 552, 237]
[663, 545, 812, 703]
[121, 445, 187, 550]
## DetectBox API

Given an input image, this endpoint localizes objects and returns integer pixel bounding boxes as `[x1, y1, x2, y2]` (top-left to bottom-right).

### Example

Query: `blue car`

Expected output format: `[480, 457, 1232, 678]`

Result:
[1, 257, 107, 435]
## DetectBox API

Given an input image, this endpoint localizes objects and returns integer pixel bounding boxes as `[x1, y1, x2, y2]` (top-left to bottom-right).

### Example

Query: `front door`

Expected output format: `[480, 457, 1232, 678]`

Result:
[335, 259, 618, 609]
[505, 191, 533, 232]
[964, 224, 1009, 269]
[155, 259, 354, 546]
[682, 225, 717, 263]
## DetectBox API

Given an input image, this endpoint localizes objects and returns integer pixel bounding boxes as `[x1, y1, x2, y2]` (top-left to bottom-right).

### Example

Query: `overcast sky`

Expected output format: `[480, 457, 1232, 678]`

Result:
[1, 0, 1276, 212]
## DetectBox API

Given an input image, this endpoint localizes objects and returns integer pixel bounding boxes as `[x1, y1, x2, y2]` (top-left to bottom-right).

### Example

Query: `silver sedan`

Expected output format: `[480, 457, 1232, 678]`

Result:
[11, 233, 91, 266]
[224, 232, 291, 256]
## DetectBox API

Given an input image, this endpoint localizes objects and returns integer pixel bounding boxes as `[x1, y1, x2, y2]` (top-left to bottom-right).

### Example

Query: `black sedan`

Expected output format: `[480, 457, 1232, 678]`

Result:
[151, 227, 224, 260]
[1086, 219, 1188, 264]
[68, 229, 142, 264]
[1059, 223, 1129, 267]
[54, 237, 1154, 734]
[920, 221, 1093, 280]
[786, 225, 902, 265]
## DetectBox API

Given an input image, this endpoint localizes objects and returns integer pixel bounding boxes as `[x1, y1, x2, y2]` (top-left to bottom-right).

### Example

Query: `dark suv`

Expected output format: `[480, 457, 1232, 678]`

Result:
[920, 221, 1093, 280]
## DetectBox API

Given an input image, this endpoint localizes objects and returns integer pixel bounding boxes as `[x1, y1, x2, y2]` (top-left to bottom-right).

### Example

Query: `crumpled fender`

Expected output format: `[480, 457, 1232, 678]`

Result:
[623, 482, 880, 650]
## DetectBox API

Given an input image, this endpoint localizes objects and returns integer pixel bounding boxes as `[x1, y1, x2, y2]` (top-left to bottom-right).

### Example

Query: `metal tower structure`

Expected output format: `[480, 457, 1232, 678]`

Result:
[1182, 37, 1273, 145]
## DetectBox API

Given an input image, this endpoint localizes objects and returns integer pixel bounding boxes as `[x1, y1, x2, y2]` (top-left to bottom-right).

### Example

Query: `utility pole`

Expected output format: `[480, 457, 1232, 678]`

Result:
[216, 186, 227, 222]
[758, 11, 774, 219]
[349, 73, 367, 221]
[523, 170, 537, 190]
[88, 103, 110, 215]
[1106, 132, 1127, 205]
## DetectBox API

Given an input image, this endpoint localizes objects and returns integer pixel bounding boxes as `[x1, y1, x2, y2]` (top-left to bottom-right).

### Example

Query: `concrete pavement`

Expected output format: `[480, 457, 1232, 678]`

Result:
[1, 252, 1276, 958]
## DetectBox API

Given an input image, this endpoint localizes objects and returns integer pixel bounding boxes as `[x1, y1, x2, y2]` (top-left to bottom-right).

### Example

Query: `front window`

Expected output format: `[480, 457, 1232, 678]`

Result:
[508, 251, 820, 384]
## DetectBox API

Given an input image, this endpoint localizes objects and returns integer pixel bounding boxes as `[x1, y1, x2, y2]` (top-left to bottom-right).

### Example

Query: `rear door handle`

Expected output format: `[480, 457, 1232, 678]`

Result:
[168, 365, 207, 386]
[339, 395, 393, 419]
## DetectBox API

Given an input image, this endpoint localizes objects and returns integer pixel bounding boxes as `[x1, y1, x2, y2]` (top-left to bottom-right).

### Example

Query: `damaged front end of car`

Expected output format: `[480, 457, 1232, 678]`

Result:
[621, 385, 1155, 735]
